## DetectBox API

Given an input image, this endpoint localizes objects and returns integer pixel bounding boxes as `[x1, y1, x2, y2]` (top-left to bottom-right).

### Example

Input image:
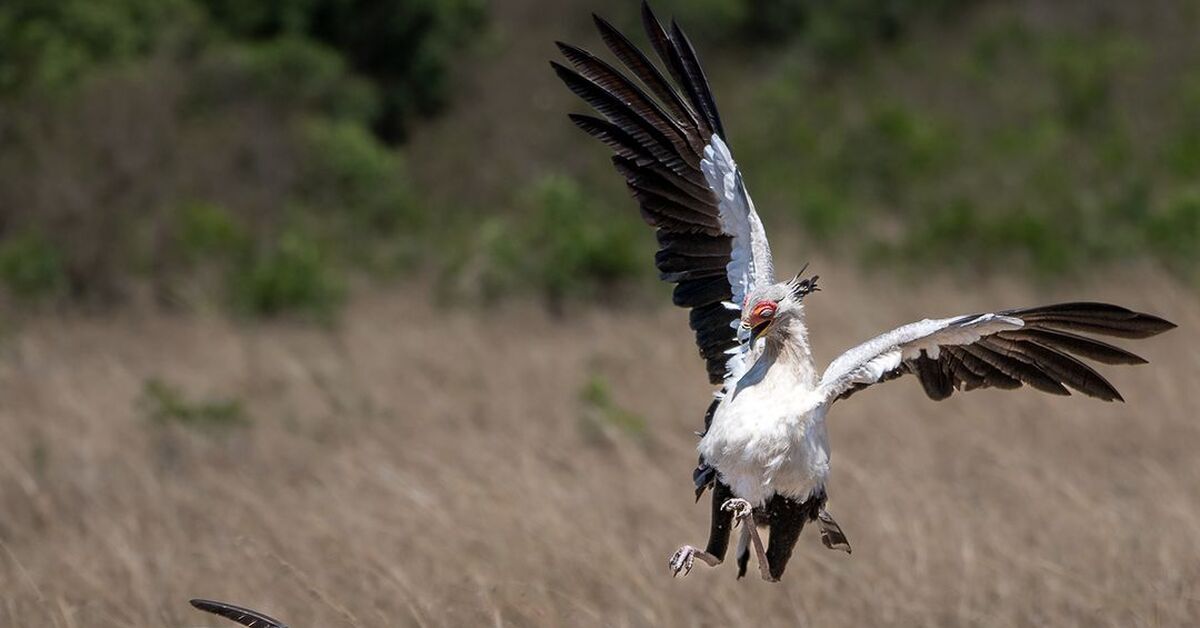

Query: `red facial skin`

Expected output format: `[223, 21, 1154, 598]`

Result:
[744, 300, 778, 329]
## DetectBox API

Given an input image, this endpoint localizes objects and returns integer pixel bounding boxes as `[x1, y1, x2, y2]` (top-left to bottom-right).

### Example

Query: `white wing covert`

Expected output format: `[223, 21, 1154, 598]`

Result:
[701, 135, 774, 311]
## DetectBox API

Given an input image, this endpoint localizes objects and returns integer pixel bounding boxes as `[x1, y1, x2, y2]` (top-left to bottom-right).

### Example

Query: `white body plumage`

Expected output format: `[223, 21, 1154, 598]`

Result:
[698, 318, 829, 507]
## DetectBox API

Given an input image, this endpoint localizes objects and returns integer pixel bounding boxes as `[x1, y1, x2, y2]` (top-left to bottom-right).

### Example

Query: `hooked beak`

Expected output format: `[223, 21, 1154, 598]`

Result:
[740, 319, 772, 344]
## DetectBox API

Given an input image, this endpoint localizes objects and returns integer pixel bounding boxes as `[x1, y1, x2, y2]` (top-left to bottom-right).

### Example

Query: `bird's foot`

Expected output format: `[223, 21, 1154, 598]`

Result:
[721, 497, 753, 526]
[721, 498, 774, 581]
[668, 545, 720, 577]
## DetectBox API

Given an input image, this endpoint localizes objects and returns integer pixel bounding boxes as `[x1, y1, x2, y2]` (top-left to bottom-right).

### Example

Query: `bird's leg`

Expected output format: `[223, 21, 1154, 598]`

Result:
[669, 481, 736, 578]
[723, 498, 773, 582]
[668, 545, 721, 577]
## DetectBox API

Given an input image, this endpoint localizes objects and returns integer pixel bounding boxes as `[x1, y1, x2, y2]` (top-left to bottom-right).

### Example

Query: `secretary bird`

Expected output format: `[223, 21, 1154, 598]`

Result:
[553, 1, 1176, 582]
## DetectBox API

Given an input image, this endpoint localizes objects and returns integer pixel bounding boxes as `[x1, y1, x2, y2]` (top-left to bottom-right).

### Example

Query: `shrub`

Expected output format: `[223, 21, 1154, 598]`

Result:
[296, 118, 415, 234]
[191, 35, 379, 125]
[229, 227, 345, 318]
[578, 372, 648, 446]
[294, 118, 423, 273]
[1164, 76, 1200, 179]
[0, 231, 66, 299]
[176, 201, 250, 261]
[1146, 191, 1200, 275]
[0, 0, 195, 96]
[837, 102, 957, 202]
[518, 176, 645, 303]
[1042, 34, 1143, 130]
[194, 0, 487, 141]
[140, 377, 247, 428]
[449, 175, 647, 305]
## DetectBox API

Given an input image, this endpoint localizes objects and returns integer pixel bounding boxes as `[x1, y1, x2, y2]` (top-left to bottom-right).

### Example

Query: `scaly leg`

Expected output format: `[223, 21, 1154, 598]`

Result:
[723, 498, 773, 582]
[668, 545, 721, 577]
[668, 481, 736, 578]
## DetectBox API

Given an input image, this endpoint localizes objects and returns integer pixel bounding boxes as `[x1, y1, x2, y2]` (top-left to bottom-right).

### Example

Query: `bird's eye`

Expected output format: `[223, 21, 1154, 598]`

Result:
[753, 302, 775, 319]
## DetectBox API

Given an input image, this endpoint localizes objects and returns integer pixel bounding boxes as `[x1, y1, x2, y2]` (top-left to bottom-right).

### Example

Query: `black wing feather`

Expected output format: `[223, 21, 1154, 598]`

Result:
[189, 599, 288, 628]
[668, 20, 726, 140]
[593, 13, 704, 151]
[556, 2, 741, 384]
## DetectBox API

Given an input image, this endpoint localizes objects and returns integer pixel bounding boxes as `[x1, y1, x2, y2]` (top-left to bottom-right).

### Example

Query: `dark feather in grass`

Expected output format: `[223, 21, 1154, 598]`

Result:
[189, 599, 288, 628]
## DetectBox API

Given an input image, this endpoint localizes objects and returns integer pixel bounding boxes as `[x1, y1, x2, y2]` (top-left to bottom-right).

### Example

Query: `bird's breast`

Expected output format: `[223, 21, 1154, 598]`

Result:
[698, 385, 829, 506]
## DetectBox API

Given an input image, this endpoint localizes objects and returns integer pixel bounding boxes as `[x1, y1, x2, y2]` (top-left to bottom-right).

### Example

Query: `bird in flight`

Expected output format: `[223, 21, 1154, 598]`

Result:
[553, 1, 1175, 581]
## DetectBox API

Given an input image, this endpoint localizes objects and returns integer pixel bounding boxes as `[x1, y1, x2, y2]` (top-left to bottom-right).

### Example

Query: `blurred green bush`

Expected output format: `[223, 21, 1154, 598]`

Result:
[140, 377, 247, 428]
[0, 231, 67, 299]
[449, 175, 645, 306]
[578, 371, 649, 447]
[733, 2, 1199, 281]
[0, 0, 196, 96]
[194, 0, 486, 140]
[0, 0, 1196, 315]
[230, 227, 345, 319]
[0, 0, 484, 314]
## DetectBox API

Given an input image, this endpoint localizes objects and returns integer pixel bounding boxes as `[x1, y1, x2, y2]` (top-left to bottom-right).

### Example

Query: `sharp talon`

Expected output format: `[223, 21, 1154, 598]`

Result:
[721, 497, 753, 523]
[668, 546, 695, 578]
[668, 545, 719, 578]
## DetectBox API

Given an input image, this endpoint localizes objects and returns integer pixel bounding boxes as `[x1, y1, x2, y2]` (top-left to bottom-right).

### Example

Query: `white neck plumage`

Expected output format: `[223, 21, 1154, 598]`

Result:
[735, 311, 818, 394]
[765, 313, 817, 385]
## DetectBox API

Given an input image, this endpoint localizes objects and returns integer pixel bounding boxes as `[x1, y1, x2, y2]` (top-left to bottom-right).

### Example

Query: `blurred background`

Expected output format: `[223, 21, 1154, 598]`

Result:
[0, 0, 1196, 626]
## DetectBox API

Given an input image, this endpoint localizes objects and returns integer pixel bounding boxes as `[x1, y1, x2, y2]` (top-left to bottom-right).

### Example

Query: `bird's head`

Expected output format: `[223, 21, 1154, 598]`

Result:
[740, 267, 820, 344]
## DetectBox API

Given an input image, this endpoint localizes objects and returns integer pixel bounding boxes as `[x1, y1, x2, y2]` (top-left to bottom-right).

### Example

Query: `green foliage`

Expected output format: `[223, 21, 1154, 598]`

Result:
[468, 175, 645, 304]
[176, 201, 250, 261]
[839, 103, 958, 200]
[192, 35, 379, 124]
[1042, 34, 1143, 130]
[140, 377, 247, 428]
[0, 0, 452, 316]
[656, 0, 749, 42]
[1, 0, 1196, 316]
[1146, 191, 1200, 273]
[794, 185, 856, 238]
[969, 16, 1033, 77]
[868, 199, 1073, 277]
[230, 228, 345, 318]
[657, 0, 977, 60]
[194, 0, 487, 140]
[297, 119, 415, 233]
[0, 0, 195, 95]
[732, 4, 1197, 281]
[0, 231, 66, 299]
[578, 372, 648, 446]
[1164, 76, 1200, 179]
[293, 118, 424, 273]
[526, 177, 643, 301]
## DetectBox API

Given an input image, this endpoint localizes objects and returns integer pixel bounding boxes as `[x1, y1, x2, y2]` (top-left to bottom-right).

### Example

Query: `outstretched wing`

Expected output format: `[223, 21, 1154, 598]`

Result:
[818, 302, 1175, 404]
[553, 1, 775, 385]
[189, 599, 289, 628]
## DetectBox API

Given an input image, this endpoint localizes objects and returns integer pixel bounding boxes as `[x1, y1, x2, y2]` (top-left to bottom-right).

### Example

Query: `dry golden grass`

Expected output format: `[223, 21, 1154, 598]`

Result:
[1, 266, 1197, 627]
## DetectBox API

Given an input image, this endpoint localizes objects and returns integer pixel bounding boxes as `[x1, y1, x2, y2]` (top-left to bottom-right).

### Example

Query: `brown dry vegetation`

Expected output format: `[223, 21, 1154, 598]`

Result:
[1, 265, 1197, 628]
